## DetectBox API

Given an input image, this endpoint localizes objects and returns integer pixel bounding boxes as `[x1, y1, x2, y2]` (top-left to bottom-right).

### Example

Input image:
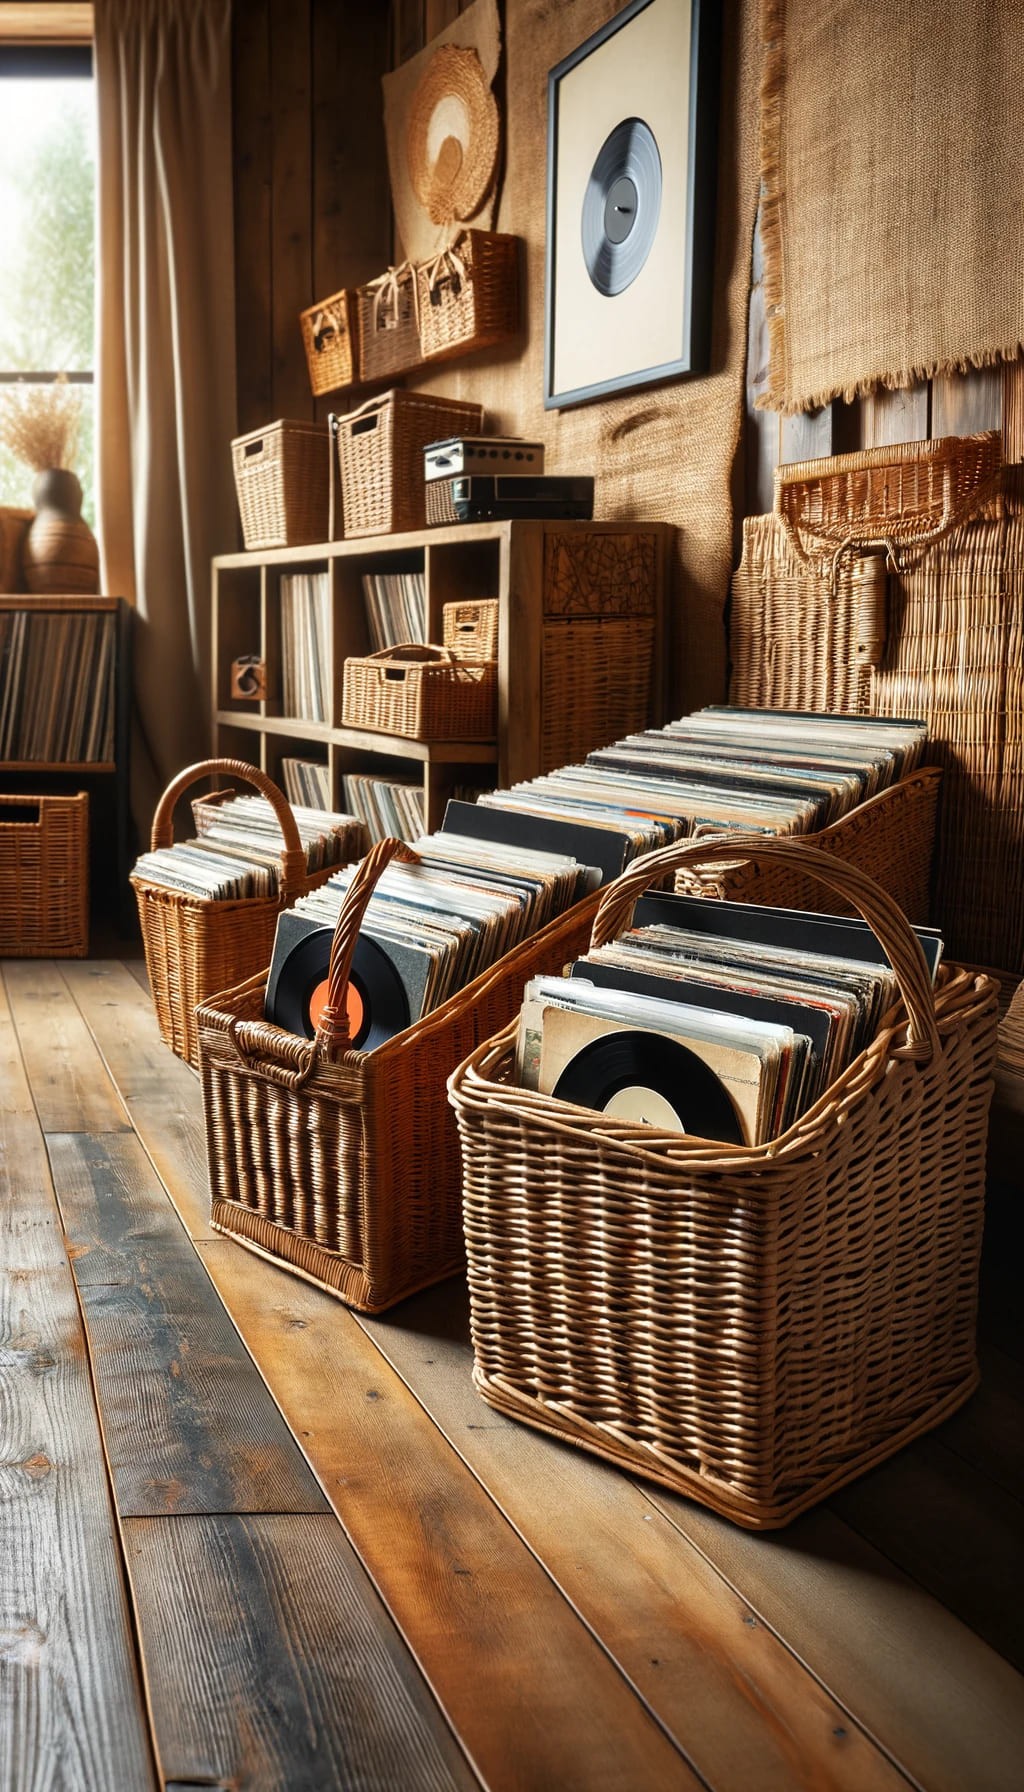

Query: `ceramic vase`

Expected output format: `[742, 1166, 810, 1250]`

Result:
[23, 468, 100, 594]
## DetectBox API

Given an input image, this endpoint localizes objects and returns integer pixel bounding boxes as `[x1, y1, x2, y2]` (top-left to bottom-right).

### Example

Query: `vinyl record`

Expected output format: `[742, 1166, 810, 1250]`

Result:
[581, 117, 663, 297]
[268, 928, 410, 1050]
[552, 1029, 745, 1142]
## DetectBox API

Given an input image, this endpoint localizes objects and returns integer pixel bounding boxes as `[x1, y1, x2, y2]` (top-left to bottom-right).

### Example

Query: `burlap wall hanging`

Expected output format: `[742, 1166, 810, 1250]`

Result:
[383, 0, 502, 263]
[758, 0, 1024, 413]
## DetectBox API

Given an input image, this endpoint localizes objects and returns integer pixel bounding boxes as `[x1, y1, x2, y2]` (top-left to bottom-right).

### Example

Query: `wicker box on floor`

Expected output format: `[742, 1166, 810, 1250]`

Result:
[449, 834, 998, 1531]
[0, 791, 88, 956]
[196, 838, 600, 1314]
[132, 759, 360, 1071]
[342, 643, 496, 742]
[336, 389, 484, 537]
[299, 288, 358, 397]
[232, 419, 332, 550]
[728, 431, 1022, 970]
[416, 230, 520, 364]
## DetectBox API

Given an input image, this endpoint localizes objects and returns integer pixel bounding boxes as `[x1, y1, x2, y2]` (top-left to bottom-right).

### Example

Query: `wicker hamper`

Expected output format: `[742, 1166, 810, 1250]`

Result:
[728, 431, 1023, 970]
[196, 837, 601, 1314]
[449, 834, 998, 1531]
[232, 419, 332, 550]
[416, 231, 520, 365]
[342, 643, 496, 742]
[132, 759, 359, 1071]
[0, 791, 88, 956]
[336, 389, 484, 538]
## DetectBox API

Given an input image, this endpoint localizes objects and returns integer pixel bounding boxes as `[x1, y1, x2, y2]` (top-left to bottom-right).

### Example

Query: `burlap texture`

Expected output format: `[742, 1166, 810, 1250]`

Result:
[759, 0, 1024, 413]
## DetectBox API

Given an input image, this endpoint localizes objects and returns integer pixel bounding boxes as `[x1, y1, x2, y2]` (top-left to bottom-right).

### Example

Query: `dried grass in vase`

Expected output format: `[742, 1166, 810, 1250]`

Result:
[0, 375, 81, 472]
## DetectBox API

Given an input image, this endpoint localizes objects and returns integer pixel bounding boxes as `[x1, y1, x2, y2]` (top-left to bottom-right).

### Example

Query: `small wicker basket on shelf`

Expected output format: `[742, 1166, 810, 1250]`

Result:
[342, 643, 496, 742]
[132, 759, 359, 1071]
[335, 389, 484, 537]
[0, 791, 88, 956]
[449, 833, 999, 1531]
[231, 419, 332, 550]
[442, 599, 499, 661]
[196, 837, 601, 1314]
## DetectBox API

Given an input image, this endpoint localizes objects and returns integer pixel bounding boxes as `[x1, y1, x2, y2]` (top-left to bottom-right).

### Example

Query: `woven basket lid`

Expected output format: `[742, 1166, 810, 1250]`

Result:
[405, 43, 499, 227]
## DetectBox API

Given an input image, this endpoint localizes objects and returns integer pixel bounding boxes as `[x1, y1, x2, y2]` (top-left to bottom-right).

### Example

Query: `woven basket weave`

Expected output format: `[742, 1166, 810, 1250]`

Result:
[0, 791, 88, 956]
[449, 833, 998, 1531]
[299, 288, 357, 398]
[132, 759, 355, 1071]
[356, 265, 422, 383]
[196, 837, 600, 1314]
[336, 389, 485, 538]
[416, 231, 520, 364]
[231, 420, 331, 550]
[443, 599, 499, 660]
[342, 643, 496, 741]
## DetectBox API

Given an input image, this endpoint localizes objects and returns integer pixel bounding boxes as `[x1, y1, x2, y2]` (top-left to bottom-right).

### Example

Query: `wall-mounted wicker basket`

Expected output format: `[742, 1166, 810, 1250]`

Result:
[356, 264, 422, 383]
[416, 230, 520, 365]
[299, 288, 358, 397]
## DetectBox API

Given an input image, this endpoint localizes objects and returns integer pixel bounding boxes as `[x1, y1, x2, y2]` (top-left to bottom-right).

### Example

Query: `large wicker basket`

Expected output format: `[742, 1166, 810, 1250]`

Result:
[231, 419, 332, 550]
[449, 834, 998, 1531]
[728, 431, 1021, 970]
[416, 230, 520, 365]
[680, 766, 941, 923]
[336, 389, 484, 538]
[132, 759, 356, 1071]
[196, 838, 600, 1314]
[342, 643, 496, 742]
[0, 791, 88, 956]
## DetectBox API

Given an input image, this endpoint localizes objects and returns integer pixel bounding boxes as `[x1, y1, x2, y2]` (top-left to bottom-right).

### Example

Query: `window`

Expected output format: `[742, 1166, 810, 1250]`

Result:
[0, 44, 95, 523]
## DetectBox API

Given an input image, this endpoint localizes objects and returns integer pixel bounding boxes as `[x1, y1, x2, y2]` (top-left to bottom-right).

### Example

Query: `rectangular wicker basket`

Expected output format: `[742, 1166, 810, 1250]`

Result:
[448, 833, 999, 1531]
[728, 431, 1022, 970]
[232, 419, 332, 550]
[336, 389, 485, 538]
[299, 288, 358, 397]
[196, 838, 601, 1314]
[416, 231, 520, 365]
[443, 599, 499, 661]
[132, 759, 359, 1071]
[356, 264, 422, 383]
[0, 791, 88, 956]
[342, 643, 496, 742]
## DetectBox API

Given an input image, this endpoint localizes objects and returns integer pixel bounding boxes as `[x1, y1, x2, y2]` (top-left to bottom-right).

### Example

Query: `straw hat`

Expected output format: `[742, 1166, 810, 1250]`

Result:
[405, 44, 499, 227]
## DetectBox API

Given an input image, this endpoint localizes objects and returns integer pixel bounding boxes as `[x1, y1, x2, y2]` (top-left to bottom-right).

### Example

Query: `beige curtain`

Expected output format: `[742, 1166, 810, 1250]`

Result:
[94, 0, 237, 833]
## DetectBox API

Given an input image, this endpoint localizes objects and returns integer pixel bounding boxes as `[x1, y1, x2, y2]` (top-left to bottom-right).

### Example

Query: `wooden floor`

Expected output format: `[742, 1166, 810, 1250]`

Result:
[1, 954, 1022, 1792]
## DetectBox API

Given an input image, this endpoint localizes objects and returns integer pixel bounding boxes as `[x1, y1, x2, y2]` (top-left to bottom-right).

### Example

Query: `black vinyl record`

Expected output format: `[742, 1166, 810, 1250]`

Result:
[581, 116, 663, 297]
[552, 1029, 745, 1143]
[268, 927, 410, 1050]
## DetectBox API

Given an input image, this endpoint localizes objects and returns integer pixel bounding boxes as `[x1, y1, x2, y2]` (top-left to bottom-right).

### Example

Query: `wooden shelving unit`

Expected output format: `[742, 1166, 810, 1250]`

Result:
[212, 518, 671, 831]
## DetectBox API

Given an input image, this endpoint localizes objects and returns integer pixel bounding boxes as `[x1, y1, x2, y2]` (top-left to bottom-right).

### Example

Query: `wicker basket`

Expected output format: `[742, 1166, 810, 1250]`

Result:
[729, 432, 1022, 970]
[299, 288, 357, 397]
[356, 264, 422, 383]
[232, 420, 332, 550]
[449, 833, 998, 1531]
[131, 759, 353, 1071]
[0, 791, 88, 956]
[342, 643, 496, 742]
[336, 389, 485, 538]
[679, 766, 941, 924]
[416, 231, 520, 365]
[196, 837, 601, 1314]
[443, 599, 499, 660]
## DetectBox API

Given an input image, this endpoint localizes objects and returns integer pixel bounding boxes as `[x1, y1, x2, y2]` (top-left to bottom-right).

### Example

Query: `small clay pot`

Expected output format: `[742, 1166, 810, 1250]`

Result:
[23, 468, 100, 594]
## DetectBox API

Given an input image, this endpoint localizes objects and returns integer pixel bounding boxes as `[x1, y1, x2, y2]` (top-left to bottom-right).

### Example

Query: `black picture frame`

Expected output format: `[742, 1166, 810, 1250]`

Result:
[543, 0, 720, 411]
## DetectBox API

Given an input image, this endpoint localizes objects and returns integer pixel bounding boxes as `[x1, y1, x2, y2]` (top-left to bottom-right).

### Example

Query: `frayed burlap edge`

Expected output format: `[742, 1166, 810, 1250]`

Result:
[756, 0, 1024, 415]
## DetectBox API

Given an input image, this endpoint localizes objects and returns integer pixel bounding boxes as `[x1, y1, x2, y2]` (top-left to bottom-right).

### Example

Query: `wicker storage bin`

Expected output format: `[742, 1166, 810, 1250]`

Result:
[679, 766, 941, 924]
[0, 791, 88, 956]
[442, 599, 499, 661]
[729, 431, 1022, 970]
[196, 837, 601, 1314]
[416, 231, 520, 365]
[232, 419, 332, 550]
[336, 389, 484, 538]
[342, 643, 496, 742]
[449, 834, 999, 1531]
[356, 265, 422, 383]
[299, 288, 357, 397]
[131, 759, 352, 1071]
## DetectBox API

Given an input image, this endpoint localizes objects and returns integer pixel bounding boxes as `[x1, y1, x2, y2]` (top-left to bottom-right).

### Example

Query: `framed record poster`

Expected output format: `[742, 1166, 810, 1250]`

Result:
[544, 0, 719, 410]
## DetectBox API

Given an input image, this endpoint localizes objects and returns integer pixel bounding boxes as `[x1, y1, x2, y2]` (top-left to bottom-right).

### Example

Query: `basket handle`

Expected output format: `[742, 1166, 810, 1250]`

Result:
[223, 835, 418, 1088]
[150, 757, 308, 900]
[365, 642, 452, 664]
[591, 831, 940, 1064]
